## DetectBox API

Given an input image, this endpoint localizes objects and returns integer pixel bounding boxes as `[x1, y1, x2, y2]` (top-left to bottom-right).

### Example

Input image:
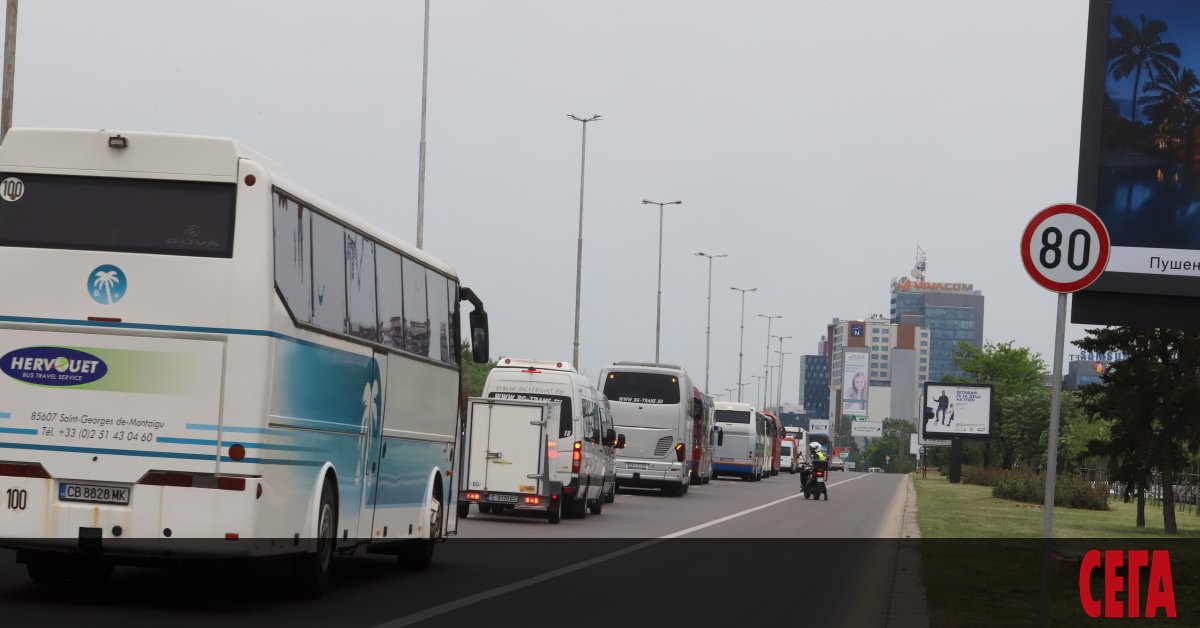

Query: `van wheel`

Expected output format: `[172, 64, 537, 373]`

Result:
[547, 498, 562, 524]
[604, 486, 615, 504]
[690, 473, 702, 486]
[572, 495, 588, 519]
[456, 502, 469, 519]
[681, 481, 689, 495]
[702, 474, 711, 484]
[292, 479, 336, 599]
[588, 497, 603, 515]
[400, 495, 440, 571]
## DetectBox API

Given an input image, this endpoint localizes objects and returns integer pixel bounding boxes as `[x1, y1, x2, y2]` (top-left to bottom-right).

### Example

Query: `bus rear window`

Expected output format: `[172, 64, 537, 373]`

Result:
[602, 372, 681, 405]
[0, 173, 236, 257]
[714, 409, 750, 424]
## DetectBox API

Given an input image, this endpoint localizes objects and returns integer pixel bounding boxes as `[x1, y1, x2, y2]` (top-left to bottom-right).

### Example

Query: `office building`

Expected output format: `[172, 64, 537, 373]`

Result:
[890, 278, 985, 382]
[826, 316, 930, 425]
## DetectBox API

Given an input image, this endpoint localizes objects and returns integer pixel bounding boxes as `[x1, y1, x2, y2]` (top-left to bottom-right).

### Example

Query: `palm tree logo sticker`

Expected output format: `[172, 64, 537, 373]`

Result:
[88, 265, 127, 305]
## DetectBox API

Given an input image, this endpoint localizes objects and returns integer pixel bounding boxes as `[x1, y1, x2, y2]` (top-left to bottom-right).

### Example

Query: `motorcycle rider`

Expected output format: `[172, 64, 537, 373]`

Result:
[801, 441, 825, 487]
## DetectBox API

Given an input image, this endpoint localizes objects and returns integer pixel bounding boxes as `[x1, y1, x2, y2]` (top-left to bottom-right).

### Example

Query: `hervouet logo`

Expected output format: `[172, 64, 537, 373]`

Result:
[89, 264, 126, 305]
[1, 347, 108, 386]
[1079, 549, 1176, 619]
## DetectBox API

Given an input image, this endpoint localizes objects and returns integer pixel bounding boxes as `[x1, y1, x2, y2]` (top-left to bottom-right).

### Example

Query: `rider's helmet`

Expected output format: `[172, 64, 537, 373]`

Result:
[809, 441, 821, 451]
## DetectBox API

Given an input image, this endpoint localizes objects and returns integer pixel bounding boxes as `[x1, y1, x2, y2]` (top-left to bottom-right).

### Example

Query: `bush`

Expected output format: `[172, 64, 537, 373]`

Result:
[993, 473, 1108, 511]
[959, 465, 1007, 487]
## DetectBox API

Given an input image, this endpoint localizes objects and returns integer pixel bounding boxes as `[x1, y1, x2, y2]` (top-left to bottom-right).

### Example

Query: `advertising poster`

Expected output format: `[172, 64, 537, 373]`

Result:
[923, 383, 993, 439]
[840, 350, 869, 421]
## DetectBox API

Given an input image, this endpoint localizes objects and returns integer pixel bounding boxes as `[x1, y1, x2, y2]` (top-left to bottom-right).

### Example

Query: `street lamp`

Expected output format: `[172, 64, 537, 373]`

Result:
[644, 199, 682, 365]
[772, 335, 792, 409]
[730, 287, 758, 402]
[415, 0, 432, 249]
[757, 314, 782, 410]
[567, 114, 602, 367]
[725, 387, 737, 402]
[775, 350, 793, 409]
[751, 374, 765, 408]
[695, 252, 727, 394]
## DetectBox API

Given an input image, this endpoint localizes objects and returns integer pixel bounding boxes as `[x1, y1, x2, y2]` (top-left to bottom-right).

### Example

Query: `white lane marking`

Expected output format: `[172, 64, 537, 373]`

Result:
[374, 473, 876, 627]
[659, 473, 871, 539]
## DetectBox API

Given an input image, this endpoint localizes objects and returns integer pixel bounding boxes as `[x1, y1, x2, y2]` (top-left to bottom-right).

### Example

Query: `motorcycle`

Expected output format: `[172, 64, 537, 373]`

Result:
[802, 460, 829, 500]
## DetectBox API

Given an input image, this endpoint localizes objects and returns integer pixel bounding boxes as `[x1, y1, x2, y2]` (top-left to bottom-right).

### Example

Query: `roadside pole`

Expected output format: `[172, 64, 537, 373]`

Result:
[1020, 203, 1109, 628]
[2, 0, 17, 142]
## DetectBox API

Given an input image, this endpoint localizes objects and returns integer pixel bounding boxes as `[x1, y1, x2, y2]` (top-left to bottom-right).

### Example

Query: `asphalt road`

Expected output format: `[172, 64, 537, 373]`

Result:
[0, 471, 910, 627]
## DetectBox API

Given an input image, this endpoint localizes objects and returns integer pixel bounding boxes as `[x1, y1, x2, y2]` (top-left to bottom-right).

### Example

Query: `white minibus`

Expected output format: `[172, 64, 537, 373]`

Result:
[481, 358, 610, 517]
[0, 129, 490, 595]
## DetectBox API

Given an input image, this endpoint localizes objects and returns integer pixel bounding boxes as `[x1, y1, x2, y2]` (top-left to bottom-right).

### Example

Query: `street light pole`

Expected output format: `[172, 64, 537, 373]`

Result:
[757, 314, 782, 411]
[776, 350, 793, 408]
[1, 0, 17, 142]
[730, 287, 757, 402]
[644, 199, 682, 365]
[415, 0, 431, 249]
[567, 114, 602, 368]
[695, 252, 727, 394]
[751, 374, 765, 408]
[772, 335, 792, 408]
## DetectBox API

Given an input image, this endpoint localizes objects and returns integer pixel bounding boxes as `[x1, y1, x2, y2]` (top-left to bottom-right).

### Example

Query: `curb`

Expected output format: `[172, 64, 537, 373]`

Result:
[887, 475, 930, 628]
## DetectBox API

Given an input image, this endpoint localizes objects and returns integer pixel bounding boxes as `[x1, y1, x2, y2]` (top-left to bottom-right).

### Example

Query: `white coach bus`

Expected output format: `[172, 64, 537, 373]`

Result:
[0, 128, 490, 595]
[597, 362, 694, 497]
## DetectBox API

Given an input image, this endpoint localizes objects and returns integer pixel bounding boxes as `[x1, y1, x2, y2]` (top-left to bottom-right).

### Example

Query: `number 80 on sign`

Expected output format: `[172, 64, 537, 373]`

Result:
[1021, 203, 1110, 293]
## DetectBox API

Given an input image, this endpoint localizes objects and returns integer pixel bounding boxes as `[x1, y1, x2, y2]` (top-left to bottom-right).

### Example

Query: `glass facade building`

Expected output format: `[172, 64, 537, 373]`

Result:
[890, 283, 984, 383]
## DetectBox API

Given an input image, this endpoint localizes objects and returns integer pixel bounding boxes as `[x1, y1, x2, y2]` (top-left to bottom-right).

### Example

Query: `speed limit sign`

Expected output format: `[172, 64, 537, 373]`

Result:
[1021, 203, 1110, 293]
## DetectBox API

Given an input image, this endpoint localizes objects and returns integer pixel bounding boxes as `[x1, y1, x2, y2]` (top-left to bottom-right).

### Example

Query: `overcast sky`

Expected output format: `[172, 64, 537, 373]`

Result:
[11, 1, 1098, 403]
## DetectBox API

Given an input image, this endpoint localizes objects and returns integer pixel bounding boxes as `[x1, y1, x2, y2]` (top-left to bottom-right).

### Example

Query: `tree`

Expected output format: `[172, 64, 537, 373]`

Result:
[950, 340, 1047, 468]
[1076, 328, 1200, 534]
[1108, 14, 1181, 124]
[864, 418, 917, 473]
[458, 342, 496, 411]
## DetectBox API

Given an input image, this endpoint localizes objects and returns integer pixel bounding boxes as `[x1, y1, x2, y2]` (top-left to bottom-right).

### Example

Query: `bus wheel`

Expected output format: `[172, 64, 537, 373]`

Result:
[690, 472, 702, 486]
[702, 474, 711, 484]
[400, 495, 440, 571]
[293, 479, 336, 598]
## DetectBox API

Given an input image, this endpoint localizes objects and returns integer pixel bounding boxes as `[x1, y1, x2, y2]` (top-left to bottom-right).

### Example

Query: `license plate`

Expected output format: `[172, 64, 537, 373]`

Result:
[718, 457, 733, 462]
[817, 477, 826, 483]
[59, 482, 130, 505]
[487, 493, 519, 503]
[626, 462, 649, 470]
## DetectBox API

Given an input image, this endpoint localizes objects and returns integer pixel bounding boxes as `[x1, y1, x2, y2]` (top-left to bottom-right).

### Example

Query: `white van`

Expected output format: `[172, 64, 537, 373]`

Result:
[598, 362, 695, 497]
[712, 402, 764, 481]
[482, 358, 610, 517]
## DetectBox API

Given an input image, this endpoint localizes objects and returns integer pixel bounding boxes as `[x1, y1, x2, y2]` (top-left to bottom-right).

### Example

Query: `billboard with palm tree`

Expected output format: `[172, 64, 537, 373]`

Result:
[1080, 1, 1200, 290]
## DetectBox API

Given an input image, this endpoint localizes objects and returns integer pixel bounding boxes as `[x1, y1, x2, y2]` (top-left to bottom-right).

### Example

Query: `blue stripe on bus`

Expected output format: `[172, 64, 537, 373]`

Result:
[0, 315, 327, 349]
[0, 441, 320, 466]
[0, 412, 10, 419]
[0, 427, 36, 435]
[156, 437, 316, 452]
[185, 423, 279, 435]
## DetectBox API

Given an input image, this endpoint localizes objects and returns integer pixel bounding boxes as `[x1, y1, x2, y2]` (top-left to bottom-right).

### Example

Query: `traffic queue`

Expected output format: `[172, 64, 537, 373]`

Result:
[456, 358, 827, 523]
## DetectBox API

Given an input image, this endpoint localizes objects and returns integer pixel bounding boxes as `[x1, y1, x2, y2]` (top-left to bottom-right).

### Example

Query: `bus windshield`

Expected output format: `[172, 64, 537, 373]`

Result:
[0, 173, 236, 257]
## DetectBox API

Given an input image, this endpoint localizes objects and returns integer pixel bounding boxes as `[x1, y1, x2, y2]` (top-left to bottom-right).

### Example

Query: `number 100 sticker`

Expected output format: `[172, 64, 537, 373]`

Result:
[1021, 203, 1110, 293]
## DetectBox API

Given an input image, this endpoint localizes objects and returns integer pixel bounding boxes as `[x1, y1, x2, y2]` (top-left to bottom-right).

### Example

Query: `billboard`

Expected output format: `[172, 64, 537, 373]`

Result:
[851, 421, 882, 438]
[922, 383, 993, 439]
[808, 419, 829, 435]
[1076, 0, 1200, 325]
[840, 350, 869, 421]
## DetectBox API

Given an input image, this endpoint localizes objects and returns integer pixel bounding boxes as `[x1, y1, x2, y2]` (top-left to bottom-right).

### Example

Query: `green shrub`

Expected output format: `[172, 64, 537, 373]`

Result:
[993, 473, 1108, 510]
[960, 465, 1007, 487]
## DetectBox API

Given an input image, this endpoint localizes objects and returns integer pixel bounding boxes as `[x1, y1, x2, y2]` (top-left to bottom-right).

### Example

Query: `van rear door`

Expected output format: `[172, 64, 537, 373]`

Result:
[464, 398, 547, 496]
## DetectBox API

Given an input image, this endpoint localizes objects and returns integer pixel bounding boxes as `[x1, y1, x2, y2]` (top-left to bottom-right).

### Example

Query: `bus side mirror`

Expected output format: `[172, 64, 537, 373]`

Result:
[461, 287, 489, 364]
[605, 428, 617, 446]
[616, 434, 626, 449]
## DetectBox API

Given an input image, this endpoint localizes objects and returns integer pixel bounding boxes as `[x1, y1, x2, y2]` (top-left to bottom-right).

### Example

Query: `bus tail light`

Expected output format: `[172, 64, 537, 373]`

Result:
[0, 462, 51, 478]
[138, 471, 257, 491]
[675, 443, 685, 463]
[571, 441, 582, 474]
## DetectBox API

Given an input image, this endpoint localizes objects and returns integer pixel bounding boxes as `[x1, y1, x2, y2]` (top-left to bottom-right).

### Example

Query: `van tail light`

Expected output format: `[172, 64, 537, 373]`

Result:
[524, 496, 541, 505]
[572, 441, 582, 474]
[465, 492, 482, 501]
[0, 462, 51, 478]
[675, 443, 685, 463]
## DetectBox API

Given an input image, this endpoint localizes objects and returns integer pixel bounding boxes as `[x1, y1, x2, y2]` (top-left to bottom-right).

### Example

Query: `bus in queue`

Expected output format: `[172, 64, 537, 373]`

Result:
[711, 401, 764, 481]
[0, 128, 490, 595]
[763, 410, 782, 477]
[689, 387, 716, 485]
[598, 362, 694, 497]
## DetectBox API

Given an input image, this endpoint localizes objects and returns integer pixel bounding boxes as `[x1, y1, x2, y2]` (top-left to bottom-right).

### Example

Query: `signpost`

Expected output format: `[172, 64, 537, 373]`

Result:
[1022, 203, 1109, 628]
[1021, 203, 1110, 537]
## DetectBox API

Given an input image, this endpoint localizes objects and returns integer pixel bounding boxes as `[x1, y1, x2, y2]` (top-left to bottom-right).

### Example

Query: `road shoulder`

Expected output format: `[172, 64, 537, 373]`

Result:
[887, 474, 930, 628]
